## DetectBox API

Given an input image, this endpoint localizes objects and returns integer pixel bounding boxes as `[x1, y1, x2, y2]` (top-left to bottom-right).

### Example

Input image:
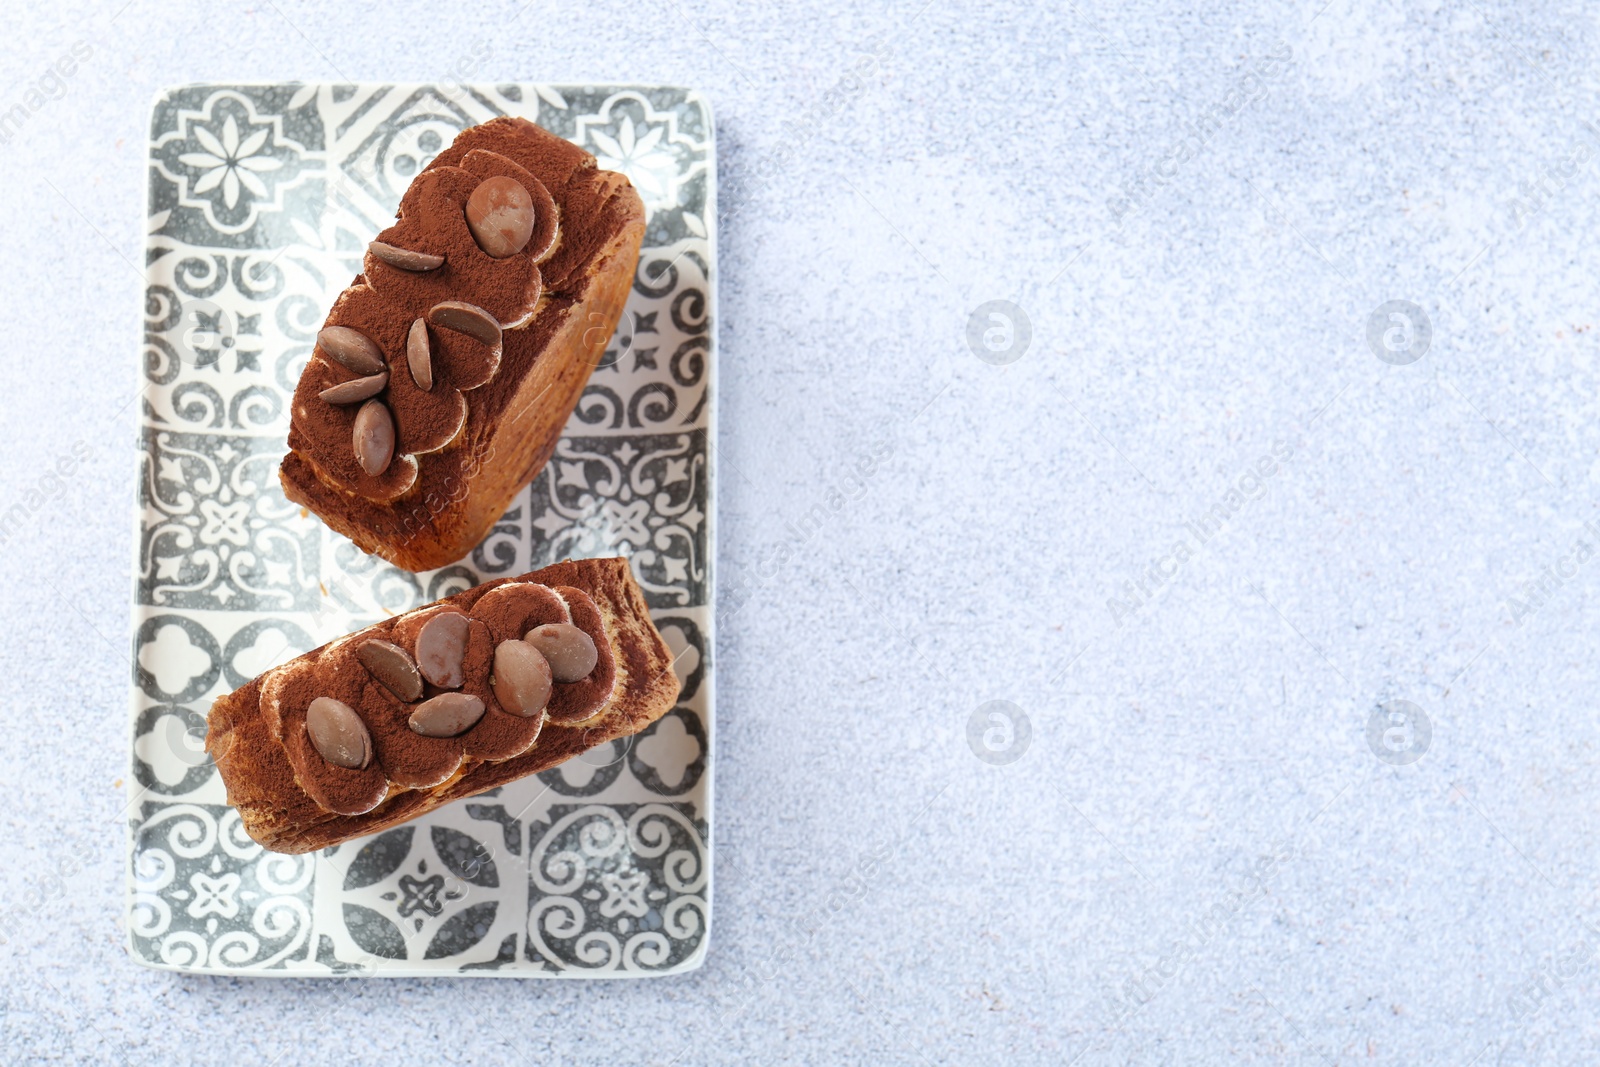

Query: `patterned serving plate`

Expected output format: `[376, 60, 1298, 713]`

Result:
[126, 83, 714, 977]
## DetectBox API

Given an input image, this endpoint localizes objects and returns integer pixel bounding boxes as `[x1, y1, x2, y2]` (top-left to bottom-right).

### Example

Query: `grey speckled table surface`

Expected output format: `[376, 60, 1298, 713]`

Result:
[3, 0, 1599, 1063]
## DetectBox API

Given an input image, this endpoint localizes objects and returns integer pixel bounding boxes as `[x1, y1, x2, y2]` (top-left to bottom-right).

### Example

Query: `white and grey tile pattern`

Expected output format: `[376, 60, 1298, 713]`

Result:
[127, 83, 715, 977]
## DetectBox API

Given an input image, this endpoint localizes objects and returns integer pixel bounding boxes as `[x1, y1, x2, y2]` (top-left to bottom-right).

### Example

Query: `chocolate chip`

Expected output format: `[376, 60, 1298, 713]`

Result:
[318, 371, 388, 405]
[306, 697, 371, 769]
[428, 301, 502, 347]
[416, 611, 470, 688]
[524, 177, 559, 261]
[352, 399, 394, 476]
[465, 176, 535, 258]
[357, 638, 422, 701]
[317, 326, 386, 376]
[368, 240, 445, 272]
[408, 692, 486, 737]
[492, 639, 552, 717]
[407, 318, 432, 391]
[524, 622, 598, 682]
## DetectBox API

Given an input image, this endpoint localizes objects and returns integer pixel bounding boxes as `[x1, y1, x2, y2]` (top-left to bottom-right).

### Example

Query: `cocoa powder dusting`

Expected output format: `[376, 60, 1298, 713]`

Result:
[285, 117, 637, 512]
[268, 581, 612, 807]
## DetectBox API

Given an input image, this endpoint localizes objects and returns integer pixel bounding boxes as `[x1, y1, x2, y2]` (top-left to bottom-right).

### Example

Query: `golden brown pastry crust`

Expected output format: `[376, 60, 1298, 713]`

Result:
[205, 558, 680, 854]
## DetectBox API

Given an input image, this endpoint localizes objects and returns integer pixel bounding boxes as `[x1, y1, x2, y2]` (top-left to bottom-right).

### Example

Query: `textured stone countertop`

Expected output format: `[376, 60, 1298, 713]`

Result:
[2, 0, 1597, 1062]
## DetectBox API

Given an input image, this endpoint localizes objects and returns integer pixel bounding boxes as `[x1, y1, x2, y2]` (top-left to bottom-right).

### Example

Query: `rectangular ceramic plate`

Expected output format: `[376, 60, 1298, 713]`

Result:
[126, 83, 714, 977]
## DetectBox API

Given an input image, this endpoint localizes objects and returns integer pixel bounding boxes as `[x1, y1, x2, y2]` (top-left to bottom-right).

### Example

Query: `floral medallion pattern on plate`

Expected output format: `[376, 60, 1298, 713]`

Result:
[525, 803, 708, 973]
[128, 84, 715, 978]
